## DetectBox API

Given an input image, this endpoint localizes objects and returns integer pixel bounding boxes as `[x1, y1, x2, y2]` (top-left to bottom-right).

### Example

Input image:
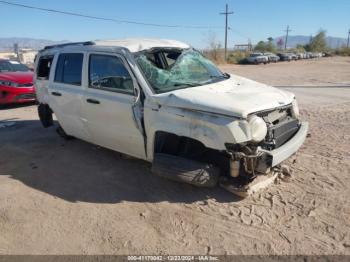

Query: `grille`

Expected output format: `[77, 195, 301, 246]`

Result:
[18, 83, 33, 87]
[15, 93, 36, 100]
[264, 118, 300, 149]
[257, 106, 300, 150]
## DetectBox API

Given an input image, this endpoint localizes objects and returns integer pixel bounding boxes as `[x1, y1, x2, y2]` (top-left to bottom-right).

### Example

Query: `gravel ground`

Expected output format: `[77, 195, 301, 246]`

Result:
[0, 57, 349, 255]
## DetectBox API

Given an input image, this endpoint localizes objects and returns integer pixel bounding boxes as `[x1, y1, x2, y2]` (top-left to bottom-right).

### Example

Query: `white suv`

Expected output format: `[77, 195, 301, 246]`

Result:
[246, 53, 269, 64]
[34, 39, 308, 196]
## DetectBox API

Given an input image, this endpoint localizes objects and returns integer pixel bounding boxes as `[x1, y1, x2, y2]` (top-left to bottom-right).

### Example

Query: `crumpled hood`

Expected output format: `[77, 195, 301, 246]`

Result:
[0, 71, 33, 84]
[153, 74, 295, 118]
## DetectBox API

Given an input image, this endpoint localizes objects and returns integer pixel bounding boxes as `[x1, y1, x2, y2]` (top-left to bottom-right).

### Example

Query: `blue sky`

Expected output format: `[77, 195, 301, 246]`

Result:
[1, 0, 349, 48]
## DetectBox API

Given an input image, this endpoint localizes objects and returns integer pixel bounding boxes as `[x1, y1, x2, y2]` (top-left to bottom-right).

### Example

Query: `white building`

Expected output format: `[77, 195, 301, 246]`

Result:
[0, 51, 17, 60]
[18, 48, 37, 65]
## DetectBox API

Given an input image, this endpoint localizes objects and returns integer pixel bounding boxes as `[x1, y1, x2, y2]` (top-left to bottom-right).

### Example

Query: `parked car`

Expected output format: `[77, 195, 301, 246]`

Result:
[263, 53, 280, 63]
[286, 53, 298, 61]
[34, 39, 308, 196]
[246, 53, 269, 64]
[0, 59, 35, 105]
[295, 53, 304, 59]
[277, 53, 293, 61]
[305, 52, 312, 59]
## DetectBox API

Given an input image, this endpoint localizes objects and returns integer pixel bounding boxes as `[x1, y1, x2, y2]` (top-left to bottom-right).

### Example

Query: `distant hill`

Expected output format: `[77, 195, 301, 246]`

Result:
[0, 37, 68, 51]
[273, 35, 348, 49]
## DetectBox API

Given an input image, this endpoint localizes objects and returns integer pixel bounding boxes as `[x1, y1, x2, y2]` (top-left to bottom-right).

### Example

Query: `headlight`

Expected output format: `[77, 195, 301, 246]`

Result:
[0, 80, 19, 87]
[292, 98, 300, 118]
[249, 115, 267, 142]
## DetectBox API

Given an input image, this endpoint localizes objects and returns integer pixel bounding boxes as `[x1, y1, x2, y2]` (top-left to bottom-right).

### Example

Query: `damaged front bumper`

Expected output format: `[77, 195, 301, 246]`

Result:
[222, 122, 308, 196]
[259, 121, 308, 167]
[228, 121, 308, 177]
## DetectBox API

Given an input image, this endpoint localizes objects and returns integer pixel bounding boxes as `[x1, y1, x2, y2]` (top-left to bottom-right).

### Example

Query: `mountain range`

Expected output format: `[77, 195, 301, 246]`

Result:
[273, 35, 348, 49]
[0, 37, 68, 51]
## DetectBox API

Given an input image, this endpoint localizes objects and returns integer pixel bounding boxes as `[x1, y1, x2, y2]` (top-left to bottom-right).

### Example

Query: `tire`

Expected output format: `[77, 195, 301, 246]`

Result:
[152, 153, 219, 187]
[38, 104, 53, 128]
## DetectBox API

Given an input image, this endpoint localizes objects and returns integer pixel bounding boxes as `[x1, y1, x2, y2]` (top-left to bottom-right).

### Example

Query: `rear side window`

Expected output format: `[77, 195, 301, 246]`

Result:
[54, 53, 83, 85]
[89, 54, 134, 94]
[37, 56, 54, 79]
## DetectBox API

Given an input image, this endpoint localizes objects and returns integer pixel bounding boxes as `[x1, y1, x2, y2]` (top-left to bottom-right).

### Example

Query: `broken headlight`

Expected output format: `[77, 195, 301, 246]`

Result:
[249, 115, 267, 143]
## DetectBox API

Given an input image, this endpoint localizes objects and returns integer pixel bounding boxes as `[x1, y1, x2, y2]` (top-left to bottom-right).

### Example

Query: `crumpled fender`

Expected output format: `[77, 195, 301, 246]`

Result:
[144, 103, 252, 161]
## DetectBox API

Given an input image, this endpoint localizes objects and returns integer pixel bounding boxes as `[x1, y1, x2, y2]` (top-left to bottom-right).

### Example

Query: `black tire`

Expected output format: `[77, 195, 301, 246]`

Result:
[152, 153, 219, 187]
[38, 104, 53, 128]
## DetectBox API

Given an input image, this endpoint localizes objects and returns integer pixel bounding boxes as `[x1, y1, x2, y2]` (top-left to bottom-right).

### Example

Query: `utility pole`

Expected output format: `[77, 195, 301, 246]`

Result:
[220, 4, 233, 61]
[284, 25, 291, 50]
[347, 29, 350, 48]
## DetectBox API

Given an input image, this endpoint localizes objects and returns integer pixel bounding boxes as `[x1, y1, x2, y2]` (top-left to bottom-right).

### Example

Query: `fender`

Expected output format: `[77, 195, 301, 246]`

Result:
[144, 104, 252, 161]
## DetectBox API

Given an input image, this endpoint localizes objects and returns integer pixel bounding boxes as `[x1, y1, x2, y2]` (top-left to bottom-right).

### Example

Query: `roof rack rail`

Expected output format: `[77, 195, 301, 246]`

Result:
[44, 41, 95, 50]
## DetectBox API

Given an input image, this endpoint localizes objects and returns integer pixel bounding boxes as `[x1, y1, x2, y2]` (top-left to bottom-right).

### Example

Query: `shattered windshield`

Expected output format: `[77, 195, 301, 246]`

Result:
[135, 49, 228, 94]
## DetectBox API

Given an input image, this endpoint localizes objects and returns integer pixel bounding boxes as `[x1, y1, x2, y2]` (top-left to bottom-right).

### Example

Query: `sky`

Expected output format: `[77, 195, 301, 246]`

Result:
[1, 0, 349, 48]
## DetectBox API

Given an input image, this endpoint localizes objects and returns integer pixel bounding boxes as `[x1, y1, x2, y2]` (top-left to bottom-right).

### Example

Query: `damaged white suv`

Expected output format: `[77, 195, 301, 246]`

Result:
[34, 39, 308, 196]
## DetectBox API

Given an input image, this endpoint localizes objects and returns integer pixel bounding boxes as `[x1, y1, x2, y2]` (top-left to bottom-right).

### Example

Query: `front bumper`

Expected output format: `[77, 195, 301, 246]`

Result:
[259, 121, 308, 166]
[0, 86, 36, 104]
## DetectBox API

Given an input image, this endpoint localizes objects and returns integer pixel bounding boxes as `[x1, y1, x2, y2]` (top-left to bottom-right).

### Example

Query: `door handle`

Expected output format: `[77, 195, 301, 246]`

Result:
[51, 91, 62, 96]
[86, 98, 100, 104]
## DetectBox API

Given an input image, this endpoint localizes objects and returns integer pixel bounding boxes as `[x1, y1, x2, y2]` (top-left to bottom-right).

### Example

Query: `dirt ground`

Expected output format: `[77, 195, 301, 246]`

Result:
[0, 57, 349, 255]
[221, 56, 350, 87]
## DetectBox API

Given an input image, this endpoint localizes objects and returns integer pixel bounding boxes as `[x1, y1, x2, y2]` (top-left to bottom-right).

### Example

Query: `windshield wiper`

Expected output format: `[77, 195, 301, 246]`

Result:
[173, 82, 198, 87]
[210, 74, 229, 80]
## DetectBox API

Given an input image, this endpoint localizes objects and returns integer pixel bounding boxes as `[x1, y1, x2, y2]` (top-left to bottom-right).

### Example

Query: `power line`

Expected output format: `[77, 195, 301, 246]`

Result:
[220, 4, 234, 61]
[284, 25, 292, 50]
[0, 0, 221, 29]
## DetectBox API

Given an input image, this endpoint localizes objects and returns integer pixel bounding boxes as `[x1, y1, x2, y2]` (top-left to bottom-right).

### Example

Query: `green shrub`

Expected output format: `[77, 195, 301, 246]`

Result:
[334, 47, 350, 56]
[227, 51, 249, 64]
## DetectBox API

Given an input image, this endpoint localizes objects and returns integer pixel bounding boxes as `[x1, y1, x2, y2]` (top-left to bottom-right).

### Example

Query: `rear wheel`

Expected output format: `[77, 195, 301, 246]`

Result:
[38, 104, 53, 128]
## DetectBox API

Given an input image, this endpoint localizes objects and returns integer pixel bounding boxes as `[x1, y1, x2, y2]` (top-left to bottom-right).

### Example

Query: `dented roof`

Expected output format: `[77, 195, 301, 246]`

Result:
[93, 38, 190, 52]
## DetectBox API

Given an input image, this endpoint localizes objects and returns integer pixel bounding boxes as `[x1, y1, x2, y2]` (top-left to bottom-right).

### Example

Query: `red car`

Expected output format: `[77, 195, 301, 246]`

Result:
[0, 59, 35, 105]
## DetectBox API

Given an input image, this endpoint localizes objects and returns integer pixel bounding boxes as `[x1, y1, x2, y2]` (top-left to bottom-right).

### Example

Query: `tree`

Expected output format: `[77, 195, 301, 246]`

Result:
[206, 31, 223, 62]
[254, 38, 276, 52]
[254, 41, 267, 52]
[309, 30, 327, 52]
[296, 44, 306, 52]
[266, 37, 276, 52]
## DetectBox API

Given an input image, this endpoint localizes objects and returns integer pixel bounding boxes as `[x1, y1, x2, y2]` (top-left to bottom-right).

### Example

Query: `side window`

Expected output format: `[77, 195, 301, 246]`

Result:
[37, 56, 54, 79]
[89, 54, 134, 94]
[0, 61, 11, 72]
[54, 53, 83, 85]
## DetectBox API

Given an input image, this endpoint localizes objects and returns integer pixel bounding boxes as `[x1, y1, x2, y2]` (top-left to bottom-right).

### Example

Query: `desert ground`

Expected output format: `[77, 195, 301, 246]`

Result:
[0, 57, 349, 255]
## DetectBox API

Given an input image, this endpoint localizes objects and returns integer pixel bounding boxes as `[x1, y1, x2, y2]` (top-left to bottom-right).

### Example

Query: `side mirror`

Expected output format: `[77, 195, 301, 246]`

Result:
[223, 72, 230, 78]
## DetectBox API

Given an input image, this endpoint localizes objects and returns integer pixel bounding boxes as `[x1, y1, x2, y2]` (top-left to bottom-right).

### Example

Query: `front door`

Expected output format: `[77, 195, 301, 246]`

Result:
[82, 53, 146, 159]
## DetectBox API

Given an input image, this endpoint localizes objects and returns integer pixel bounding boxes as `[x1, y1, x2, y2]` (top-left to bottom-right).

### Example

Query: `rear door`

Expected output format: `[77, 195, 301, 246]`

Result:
[48, 52, 89, 140]
[82, 52, 146, 159]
